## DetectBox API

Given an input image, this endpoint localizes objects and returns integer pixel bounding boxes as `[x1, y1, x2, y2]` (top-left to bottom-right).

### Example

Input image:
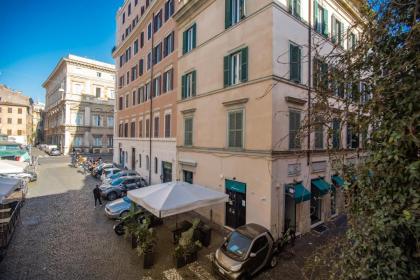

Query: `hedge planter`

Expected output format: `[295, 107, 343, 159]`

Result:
[143, 251, 154, 269]
[174, 255, 186, 268]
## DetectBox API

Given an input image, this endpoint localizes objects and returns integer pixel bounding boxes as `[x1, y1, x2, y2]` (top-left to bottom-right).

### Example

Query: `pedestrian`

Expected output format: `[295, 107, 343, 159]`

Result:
[93, 184, 102, 208]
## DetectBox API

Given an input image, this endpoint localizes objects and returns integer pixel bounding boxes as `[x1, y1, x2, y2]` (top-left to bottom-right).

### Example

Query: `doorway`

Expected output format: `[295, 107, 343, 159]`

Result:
[131, 148, 136, 170]
[310, 186, 322, 224]
[225, 179, 246, 229]
[119, 148, 124, 166]
[284, 194, 296, 233]
[183, 170, 193, 184]
[162, 161, 172, 183]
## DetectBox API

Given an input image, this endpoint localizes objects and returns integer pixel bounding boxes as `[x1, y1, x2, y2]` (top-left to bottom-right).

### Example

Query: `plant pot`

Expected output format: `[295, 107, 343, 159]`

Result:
[185, 251, 198, 264]
[174, 255, 186, 268]
[143, 251, 154, 269]
[199, 226, 212, 247]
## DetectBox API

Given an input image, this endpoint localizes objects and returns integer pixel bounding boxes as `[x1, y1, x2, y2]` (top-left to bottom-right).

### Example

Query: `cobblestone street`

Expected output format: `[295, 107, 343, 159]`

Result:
[0, 150, 346, 280]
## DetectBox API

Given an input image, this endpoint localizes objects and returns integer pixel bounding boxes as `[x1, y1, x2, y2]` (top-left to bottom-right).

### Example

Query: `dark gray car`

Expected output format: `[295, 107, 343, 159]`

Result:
[212, 223, 278, 279]
[99, 176, 146, 201]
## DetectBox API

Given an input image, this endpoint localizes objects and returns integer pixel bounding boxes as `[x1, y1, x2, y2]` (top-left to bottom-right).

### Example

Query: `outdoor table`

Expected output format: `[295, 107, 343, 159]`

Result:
[171, 220, 192, 244]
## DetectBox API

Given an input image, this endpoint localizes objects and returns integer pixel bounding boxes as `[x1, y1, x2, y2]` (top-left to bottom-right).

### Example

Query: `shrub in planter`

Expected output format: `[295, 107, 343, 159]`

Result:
[177, 220, 203, 265]
[136, 220, 156, 269]
[173, 245, 186, 268]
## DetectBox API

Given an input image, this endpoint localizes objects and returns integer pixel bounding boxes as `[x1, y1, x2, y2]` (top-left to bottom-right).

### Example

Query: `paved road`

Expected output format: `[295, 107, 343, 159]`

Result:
[0, 149, 346, 280]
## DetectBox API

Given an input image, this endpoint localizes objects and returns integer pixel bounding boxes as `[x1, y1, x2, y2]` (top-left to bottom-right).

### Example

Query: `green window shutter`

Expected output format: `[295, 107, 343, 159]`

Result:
[331, 15, 336, 42]
[241, 47, 248, 82]
[192, 23, 197, 49]
[313, 0, 318, 30]
[297, 47, 301, 81]
[322, 8, 329, 36]
[290, 44, 300, 82]
[225, 0, 232, 29]
[321, 62, 328, 90]
[223, 55, 230, 87]
[340, 22, 344, 47]
[288, 0, 292, 12]
[192, 71, 196, 96]
[181, 74, 186, 99]
[296, 0, 301, 18]
[182, 30, 187, 54]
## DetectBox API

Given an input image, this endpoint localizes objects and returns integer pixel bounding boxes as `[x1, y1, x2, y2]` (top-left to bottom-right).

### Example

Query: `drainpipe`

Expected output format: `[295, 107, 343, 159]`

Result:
[307, 0, 312, 166]
[149, 13, 155, 185]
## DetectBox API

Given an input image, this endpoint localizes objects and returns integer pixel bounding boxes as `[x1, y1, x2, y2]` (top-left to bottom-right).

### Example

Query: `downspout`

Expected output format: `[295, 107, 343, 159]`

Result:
[149, 13, 155, 185]
[307, 0, 312, 166]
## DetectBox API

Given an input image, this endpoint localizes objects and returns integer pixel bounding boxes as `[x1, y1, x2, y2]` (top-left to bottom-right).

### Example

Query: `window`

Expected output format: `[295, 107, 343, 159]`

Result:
[182, 24, 196, 54]
[93, 115, 102, 127]
[145, 119, 150, 138]
[134, 39, 139, 54]
[165, 114, 171, 138]
[225, 0, 246, 28]
[109, 89, 115, 99]
[17, 118, 22, 124]
[154, 157, 158, 174]
[289, 110, 301, 149]
[128, 3, 131, 16]
[97, 72, 102, 77]
[165, 0, 175, 21]
[181, 71, 196, 99]
[7, 129, 12, 136]
[119, 97, 123, 110]
[126, 47, 132, 61]
[314, 1, 328, 37]
[228, 110, 244, 148]
[18, 108, 22, 114]
[107, 136, 113, 147]
[124, 123, 129, 137]
[139, 59, 144, 76]
[131, 66, 138, 81]
[140, 32, 145, 48]
[153, 43, 162, 64]
[289, 0, 300, 18]
[289, 43, 301, 83]
[135, 0, 138, 6]
[74, 112, 84, 125]
[348, 32, 357, 50]
[93, 135, 102, 147]
[119, 76, 124, 88]
[8, 107, 12, 113]
[7, 118, 11, 124]
[163, 69, 174, 93]
[138, 154, 142, 168]
[131, 122, 136, 137]
[154, 116, 159, 138]
[107, 116, 114, 127]
[138, 87, 144, 104]
[147, 22, 152, 40]
[73, 135, 83, 147]
[146, 155, 150, 170]
[96, 87, 101, 98]
[139, 120, 143, 137]
[153, 10, 163, 32]
[183, 170, 193, 184]
[314, 120, 323, 149]
[184, 117, 193, 146]
[163, 31, 175, 57]
[126, 71, 130, 85]
[126, 94, 129, 108]
[347, 125, 359, 149]
[153, 75, 161, 97]
[17, 130, 22, 136]
[332, 118, 341, 149]
[224, 47, 248, 87]
[145, 82, 151, 101]
[147, 52, 152, 70]
[132, 90, 136, 105]
[313, 58, 328, 91]
[331, 16, 344, 47]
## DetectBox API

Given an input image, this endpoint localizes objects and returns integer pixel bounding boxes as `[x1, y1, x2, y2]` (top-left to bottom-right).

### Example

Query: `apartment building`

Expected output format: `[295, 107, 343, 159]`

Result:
[32, 101, 45, 145]
[174, 0, 363, 236]
[43, 55, 115, 155]
[0, 84, 32, 145]
[113, 0, 178, 184]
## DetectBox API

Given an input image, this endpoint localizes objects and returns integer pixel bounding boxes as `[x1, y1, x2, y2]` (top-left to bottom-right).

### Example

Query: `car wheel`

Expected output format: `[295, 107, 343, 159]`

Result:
[269, 255, 278, 268]
[120, 211, 129, 218]
[114, 223, 125, 236]
[107, 192, 117, 201]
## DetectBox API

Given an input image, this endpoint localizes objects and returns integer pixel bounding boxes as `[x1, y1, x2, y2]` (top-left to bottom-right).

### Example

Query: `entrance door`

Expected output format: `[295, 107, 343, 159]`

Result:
[225, 179, 246, 229]
[119, 148, 124, 165]
[131, 148, 136, 170]
[284, 194, 296, 233]
[162, 161, 172, 183]
[310, 186, 322, 224]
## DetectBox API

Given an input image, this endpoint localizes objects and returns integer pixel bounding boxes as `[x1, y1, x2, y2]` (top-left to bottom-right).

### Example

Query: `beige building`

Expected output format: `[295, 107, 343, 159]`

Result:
[113, 0, 178, 184]
[43, 55, 116, 155]
[32, 101, 45, 145]
[0, 84, 32, 144]
[174, 0, 362, 237]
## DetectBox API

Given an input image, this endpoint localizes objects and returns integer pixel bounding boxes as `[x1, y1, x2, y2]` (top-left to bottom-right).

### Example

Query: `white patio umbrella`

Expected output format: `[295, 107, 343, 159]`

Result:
[127, 181, 229, 218]
[0, 160, 29, 174]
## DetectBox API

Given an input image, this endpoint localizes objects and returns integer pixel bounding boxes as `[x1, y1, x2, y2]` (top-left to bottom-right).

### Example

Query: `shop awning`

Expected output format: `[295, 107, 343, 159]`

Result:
[311, 178, 330, 195]
[331, 175, 345, 187]
[286, 183, 311, 203]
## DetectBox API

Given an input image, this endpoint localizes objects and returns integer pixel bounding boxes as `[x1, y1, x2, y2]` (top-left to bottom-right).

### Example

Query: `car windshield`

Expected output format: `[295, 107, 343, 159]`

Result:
[222, 231, 252, 259]
[111, 178, 123, 186]
[110, 173, 123, 179]
[122, 196, 131, 203]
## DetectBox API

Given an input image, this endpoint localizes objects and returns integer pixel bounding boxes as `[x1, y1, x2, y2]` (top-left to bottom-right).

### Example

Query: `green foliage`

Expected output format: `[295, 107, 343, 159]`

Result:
[175, 218, 202, 256]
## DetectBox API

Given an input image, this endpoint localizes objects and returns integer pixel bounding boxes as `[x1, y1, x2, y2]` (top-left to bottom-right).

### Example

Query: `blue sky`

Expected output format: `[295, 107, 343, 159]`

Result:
[0, 0, 122, 103]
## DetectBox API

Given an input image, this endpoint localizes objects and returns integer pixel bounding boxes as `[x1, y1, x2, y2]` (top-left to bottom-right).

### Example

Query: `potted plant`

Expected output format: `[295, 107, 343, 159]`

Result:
[123, 204, 143, 248]
[176, 219, 202, 265]
[173, 245, 186, 268]
[136, 218, 156, 269]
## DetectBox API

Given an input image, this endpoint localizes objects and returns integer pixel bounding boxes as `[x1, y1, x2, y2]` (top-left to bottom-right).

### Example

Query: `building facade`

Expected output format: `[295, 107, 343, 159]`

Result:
[0, 84, 32, 145]
[174, 0, 362, 237]
[113, 0, 178, 184]
[32, 101, 45, 145]
[43, 55, 115, 155]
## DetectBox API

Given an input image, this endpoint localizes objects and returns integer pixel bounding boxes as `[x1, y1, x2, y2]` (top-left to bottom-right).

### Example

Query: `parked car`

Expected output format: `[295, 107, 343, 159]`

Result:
[212, 223, 278, 280]
[99, 176, 146, 201]
[104, 196, 140, 219]
[49, 148, 61, 156]
[113, 210, 163, 235]
[104, 170, 139, 184]
[45, 145, 58, 154]
[100, 168, 122, 182]
[92, 163, 114, 178]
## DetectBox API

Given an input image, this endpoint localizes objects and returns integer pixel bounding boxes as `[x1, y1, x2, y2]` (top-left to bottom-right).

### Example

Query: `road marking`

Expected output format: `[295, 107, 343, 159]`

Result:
[163, 268, 183, 280]
[188, 262, 216, 280]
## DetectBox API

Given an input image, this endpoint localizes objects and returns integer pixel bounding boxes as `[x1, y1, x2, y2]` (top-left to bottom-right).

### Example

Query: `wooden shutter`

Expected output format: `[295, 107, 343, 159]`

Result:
[339, 22, 345, 47]
[296, 0, 301, 18]
[192, 23, 197, 49]
[322, 8, 329, 36]
[225, 0, 232, 29]
[182, 30, 187, 54]
[241, 47, 248, 82]
[192, 71, 196, 96]
[313, 0, 318, 30]
[224, 55, 230, 87]
[181, 74, 186, 99]
[290, 44, 300, 82]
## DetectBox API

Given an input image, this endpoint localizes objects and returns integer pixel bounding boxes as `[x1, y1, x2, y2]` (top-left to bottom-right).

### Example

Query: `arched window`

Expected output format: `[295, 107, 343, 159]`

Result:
[146, 155, 150, 170]
[154, 157, 158, 174]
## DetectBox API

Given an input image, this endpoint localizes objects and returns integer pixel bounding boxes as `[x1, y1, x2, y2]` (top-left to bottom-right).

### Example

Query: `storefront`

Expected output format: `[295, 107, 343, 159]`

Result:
[225, 179, 246, 229]
[162, 161, 172, 183]
[285, 182, 311, 233]
[310, 178, 330, 225]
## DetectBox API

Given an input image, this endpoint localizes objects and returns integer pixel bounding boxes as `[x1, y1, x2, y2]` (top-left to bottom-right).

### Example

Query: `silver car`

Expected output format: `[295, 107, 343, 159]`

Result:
[103, 170, 139, 184]
[100, 167, 122, 182]
[100, 176, 146, 201]
[104, 196, 141, 219]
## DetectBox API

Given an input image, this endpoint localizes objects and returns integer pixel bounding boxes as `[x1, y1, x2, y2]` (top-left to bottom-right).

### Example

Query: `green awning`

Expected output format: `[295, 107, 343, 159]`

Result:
[311, 178, 330, 195]
[331, 175, 345, 187]
[286, 183, 311, 203]
[225, 179, 246, 194]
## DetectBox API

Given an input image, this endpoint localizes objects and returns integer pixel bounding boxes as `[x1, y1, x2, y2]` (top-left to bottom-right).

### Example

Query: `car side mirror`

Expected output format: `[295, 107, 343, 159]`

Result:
[250, 252, 256, 258]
